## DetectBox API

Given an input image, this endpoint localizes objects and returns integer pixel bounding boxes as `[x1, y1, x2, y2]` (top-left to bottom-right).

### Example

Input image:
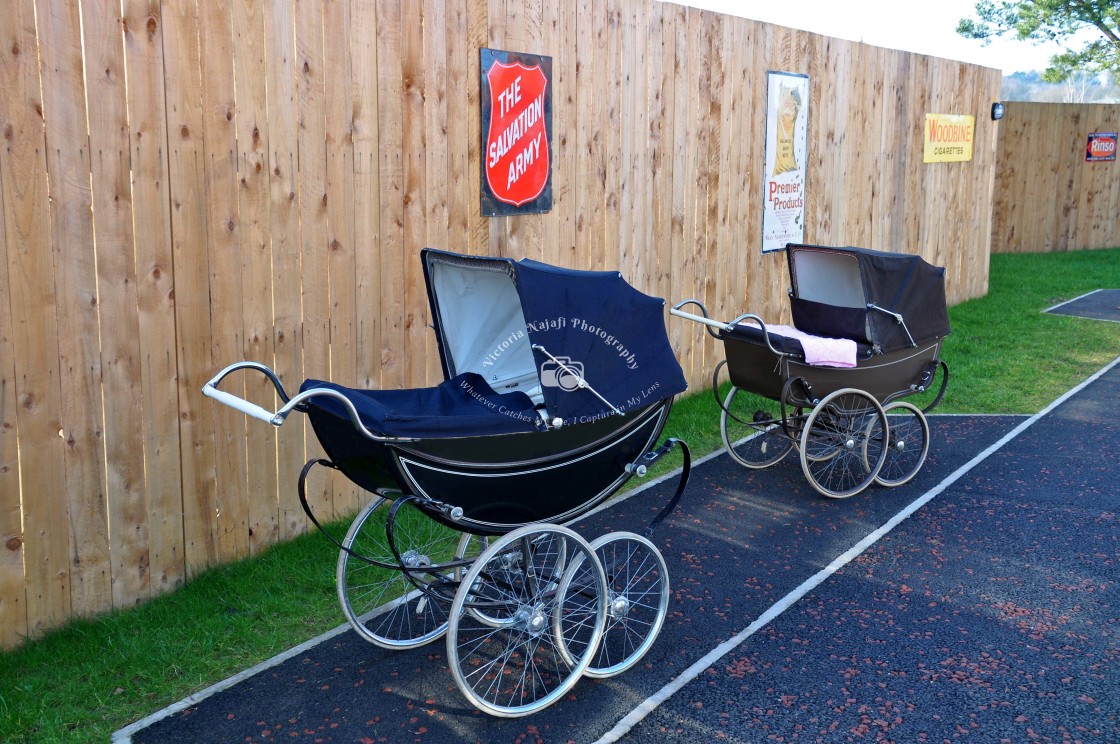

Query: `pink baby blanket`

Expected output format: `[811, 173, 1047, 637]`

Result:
[749, 323, 858, 368]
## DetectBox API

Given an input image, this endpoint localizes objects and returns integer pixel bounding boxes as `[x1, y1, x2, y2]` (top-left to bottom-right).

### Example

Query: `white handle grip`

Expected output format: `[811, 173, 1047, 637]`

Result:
[202, 384, 281, 425]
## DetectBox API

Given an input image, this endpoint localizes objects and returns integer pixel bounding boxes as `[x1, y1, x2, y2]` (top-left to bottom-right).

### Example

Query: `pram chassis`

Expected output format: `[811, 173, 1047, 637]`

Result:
[204, 361, 689, 717]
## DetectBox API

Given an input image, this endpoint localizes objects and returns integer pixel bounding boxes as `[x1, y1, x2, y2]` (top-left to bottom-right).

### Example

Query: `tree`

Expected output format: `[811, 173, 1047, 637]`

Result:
[957, 1, 1120, 83]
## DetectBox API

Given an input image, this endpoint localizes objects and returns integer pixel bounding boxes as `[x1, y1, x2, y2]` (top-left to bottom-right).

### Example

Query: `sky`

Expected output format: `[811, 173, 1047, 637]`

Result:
[670, 0, 1072, 74]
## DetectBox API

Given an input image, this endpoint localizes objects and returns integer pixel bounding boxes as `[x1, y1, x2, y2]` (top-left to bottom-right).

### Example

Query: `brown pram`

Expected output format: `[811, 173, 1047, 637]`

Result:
[672, 243, 950, 498]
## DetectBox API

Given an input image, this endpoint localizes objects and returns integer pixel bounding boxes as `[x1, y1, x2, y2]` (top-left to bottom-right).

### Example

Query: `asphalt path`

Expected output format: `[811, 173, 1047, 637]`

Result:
[118, 358, 1119, 744]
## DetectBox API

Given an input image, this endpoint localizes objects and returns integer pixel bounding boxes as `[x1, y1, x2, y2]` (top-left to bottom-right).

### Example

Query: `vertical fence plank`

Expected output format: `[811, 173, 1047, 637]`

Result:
[878, 48, 908, 251]
[699, 11, 722, 375]
[351, 0, 382, 390]
[323, 0, 361, 513]
[123, 0, 185, 598]
[37, 0, 111, 618]
[264, 0, 308, 538]
[401, 0, 430, 386]
[445, 0, 471, 258]
[547, 0, 578, 268]
[163, 0, 220, 577]
[376, 0, 405, 390]
[522, 0, 548, 264]
[1101, 108, 1120, 251]
[198, 2, 249, 563]
[862, 45, 885, 249]
[1054, 105, 1082, 252]
[82, 0, 150, 607]
[500, 0, 527, 260]
[571, 0, 595, 268]
[625, 0, 652, 290]
[485, 0, 509, 258]
[742, 20, 770, 321]
[668, 6, 700, 371]
[905, 53, 931, 261]
[445, 0, 470, 257]
[296, 0, 335, 520]
[465, 0, 489, 255]
[643, 1, 669, 301]
[1073, 105, 1099, 251]
[0, 173, 24, 645]
[228, 0, 276, 551]
[662, 3, 689, 364]
[0, 0, 54, 645]
[714, 17, 745, 327]
[0, 143, 24, 648]
[1039, 100, 1066, 250]
[1088, 105, 1119, 250]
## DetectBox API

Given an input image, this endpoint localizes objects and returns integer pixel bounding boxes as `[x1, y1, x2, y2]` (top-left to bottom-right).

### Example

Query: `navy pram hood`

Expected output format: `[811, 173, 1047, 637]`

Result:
[423, 249, 687, 427]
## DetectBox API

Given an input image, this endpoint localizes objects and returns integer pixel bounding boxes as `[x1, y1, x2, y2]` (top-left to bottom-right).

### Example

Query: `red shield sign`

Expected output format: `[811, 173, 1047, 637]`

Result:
[484, 61, 550, 207]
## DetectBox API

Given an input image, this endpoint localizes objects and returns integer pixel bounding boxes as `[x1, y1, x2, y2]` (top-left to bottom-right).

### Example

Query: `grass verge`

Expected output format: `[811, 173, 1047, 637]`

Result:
[1, 249, 1118, 743]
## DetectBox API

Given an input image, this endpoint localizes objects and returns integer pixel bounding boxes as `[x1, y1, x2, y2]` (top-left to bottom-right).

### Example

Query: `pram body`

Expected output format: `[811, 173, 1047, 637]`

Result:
[672, 242, 950, 498]
[204, 249, 691, 716]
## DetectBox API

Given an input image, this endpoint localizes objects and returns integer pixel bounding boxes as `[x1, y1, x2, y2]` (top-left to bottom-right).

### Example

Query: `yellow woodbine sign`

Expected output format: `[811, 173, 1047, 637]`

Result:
[924, 113, 975, 163]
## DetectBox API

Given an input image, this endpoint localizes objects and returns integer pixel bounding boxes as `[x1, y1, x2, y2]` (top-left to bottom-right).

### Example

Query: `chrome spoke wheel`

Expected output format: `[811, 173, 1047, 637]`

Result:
[800, 389, 888, 498]
[872, 401, 930, 487]
[446, 525, 607, 717]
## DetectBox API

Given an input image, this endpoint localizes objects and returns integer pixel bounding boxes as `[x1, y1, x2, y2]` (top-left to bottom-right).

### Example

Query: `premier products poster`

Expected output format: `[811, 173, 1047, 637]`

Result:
[762, 71, 809, 253]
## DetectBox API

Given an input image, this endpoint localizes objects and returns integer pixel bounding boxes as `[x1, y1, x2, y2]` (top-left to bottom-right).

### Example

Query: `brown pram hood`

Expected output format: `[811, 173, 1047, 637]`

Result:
[786, 243, 952, 354]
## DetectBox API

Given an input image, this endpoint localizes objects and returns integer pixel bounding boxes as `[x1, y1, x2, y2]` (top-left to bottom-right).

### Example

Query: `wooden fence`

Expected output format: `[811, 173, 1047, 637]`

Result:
[992, 101, 1120, 252]
[0, 0, 999, 646]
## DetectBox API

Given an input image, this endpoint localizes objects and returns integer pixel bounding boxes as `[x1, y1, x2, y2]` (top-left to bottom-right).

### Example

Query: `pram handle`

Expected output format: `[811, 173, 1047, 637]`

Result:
[669, 300, 788, 356]
[670, 300, 727, 338]
[202, 362, 292, 425]
[202, 361, 414, 442]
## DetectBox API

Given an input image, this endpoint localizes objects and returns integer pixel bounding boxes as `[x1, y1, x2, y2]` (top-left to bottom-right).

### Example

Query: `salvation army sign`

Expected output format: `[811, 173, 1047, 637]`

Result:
[481, 49, 553, 216]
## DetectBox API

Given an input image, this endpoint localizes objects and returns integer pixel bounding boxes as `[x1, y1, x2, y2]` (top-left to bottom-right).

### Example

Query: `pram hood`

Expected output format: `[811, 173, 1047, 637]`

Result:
[422, 249, 687, 426]
[786, 243, 951, 354]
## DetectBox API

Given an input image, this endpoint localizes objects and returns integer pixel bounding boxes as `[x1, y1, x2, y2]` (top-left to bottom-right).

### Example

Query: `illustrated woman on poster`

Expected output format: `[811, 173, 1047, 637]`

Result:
[771, 84, 802, 177]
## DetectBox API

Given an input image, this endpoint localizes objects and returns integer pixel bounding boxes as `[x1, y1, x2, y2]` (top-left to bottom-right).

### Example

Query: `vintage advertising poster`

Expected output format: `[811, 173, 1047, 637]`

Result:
[1086, 131, 1117, 162]
[480, 48, 553, 216]
[762, 71, 809, 253]
[923, 113, 975, 163]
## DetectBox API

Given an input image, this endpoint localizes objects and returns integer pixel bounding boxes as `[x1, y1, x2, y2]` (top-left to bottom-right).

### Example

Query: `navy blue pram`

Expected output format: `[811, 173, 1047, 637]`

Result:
[204, 249, 691, 717]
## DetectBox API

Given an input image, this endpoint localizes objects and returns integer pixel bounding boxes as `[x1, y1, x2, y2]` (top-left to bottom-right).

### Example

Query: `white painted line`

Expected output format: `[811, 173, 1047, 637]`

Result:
[1042, 288, 1103, 314]
[594, 355, 1120, 744]
[111, 621, 354, 743]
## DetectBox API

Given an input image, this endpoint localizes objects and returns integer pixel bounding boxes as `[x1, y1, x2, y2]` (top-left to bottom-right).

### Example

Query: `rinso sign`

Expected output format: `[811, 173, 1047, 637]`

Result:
[481, 49, 553, 216]
[1086, 131, 1117, 162]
